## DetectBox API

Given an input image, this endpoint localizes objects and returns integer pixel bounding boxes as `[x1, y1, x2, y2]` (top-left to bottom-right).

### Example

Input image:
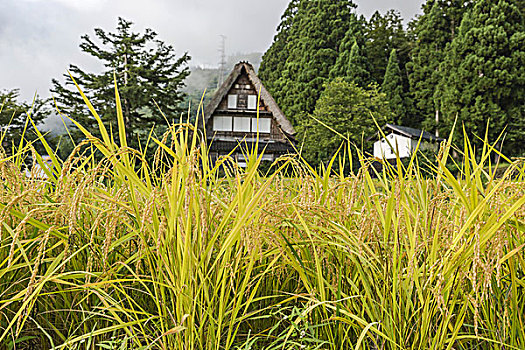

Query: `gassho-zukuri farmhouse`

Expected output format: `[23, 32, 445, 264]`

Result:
[199, 61, 296, 167]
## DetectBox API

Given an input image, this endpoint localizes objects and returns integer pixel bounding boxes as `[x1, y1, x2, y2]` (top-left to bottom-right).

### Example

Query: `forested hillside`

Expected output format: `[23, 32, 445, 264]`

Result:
[259, 0, 525, 163]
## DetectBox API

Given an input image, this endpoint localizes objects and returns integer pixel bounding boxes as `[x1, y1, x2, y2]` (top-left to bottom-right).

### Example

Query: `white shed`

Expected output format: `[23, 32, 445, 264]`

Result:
[25, 155, 54, 179]
[373, 124, 444, 160]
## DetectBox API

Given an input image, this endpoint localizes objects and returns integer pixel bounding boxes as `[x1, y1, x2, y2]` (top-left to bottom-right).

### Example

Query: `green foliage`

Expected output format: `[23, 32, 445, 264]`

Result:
[382, 49, 408, 125]
[259, 0, 300, 96]
[346, 40, 370, 87]
[329, 15, 367, 79]
[299, 78, 391, 165]
[365, 10, 411, 86]
[437, 0, 525, 156]
[515, 0, 525, 14]
[261, 0, 357, 124]
[407, 0, 473, 128]
[0, 89, 49, 157]
[51, 17, 190, 149]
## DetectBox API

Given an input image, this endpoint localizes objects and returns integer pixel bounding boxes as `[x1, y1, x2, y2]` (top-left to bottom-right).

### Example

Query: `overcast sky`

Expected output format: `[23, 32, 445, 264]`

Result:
[1, 0, 424, 101]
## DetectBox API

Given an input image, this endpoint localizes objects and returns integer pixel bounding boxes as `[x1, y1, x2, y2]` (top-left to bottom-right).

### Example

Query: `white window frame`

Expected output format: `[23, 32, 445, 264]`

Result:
[227, 95, 237, 109]
[251, 118, 271, 133]
[261, 154, 274, 162]
[247, 95, 257, 110]
[233, 117, 251, 132]
[213, 116, 233, 132]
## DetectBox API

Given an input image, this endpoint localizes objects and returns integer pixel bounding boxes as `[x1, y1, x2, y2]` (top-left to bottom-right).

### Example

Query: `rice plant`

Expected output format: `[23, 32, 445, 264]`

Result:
[0, 87, 523, 349]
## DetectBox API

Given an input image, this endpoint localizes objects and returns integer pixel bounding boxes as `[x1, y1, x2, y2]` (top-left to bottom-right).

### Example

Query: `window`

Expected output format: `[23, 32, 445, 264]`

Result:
[233, 117, 251, 132]
[213, 116, 232, 132]
[247, 95, 257, 110]
[238, 94, 247, 109]
[227, 95, 237, 109]
[261, 154, 274, 162]
[251, 118, 271, 133]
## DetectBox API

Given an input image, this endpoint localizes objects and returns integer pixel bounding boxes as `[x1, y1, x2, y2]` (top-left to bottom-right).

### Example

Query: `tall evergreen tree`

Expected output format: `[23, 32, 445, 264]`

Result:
[365, 10, 410, 85]
[346, 40, 371, 87]
[407, 0, 473, 131]
[437, 0, 525, 155]
[51, 17, 190, 148]
[269, 0, 357, 124]
[329, 15, 367, 79]
[382, 49, 407, 125]
[258, 0, 300, 95]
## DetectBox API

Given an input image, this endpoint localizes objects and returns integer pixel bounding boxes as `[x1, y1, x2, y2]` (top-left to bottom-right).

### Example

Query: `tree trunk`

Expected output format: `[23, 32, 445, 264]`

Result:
[435, 109, 439, 138]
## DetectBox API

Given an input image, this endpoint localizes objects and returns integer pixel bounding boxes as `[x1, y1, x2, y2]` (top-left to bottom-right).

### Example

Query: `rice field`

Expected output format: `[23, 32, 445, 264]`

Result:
[0, 95, 524, 349]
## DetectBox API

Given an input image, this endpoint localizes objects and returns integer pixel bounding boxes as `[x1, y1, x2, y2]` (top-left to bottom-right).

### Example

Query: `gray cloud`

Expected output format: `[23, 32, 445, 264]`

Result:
[1, 0, 423, 101]
[354, 0, 423, 21]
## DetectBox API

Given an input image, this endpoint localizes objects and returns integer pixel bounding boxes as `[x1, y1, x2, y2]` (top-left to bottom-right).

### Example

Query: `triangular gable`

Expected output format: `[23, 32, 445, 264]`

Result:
[202, 62, 295, 136]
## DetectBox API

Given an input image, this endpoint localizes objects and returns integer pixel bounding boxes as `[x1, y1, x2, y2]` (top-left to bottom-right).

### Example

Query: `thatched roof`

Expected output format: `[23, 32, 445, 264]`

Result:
[202, 61, 295, 136]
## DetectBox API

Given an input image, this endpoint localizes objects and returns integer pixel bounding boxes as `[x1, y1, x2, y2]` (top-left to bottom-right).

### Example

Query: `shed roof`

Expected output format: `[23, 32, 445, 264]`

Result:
[384, 124, 445, 142]
[202, 61, 295, 136]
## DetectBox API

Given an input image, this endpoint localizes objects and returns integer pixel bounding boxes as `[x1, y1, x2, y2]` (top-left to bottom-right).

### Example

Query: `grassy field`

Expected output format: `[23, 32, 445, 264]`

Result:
[0, 93, 524, 349]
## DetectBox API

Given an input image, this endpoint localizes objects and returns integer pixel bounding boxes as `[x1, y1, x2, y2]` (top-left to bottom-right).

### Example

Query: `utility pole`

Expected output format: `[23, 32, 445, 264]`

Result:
[217, 35, 227, 88]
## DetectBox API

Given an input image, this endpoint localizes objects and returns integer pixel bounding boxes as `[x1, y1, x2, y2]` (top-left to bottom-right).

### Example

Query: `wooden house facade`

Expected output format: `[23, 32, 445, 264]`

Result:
[200, 62, 295, 166]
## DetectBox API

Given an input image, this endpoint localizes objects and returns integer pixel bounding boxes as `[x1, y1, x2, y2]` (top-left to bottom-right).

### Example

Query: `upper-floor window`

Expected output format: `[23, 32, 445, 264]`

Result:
[247, 95, 257, 110]
[228, 94, 237, 109]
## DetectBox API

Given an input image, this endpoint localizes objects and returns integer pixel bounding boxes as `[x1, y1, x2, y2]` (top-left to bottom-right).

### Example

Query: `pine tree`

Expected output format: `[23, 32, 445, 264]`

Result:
[346, 40, 371, 87]
[382, 49, 407, 125]
[51, 17, 190, 148]
[266, 0, 356, 124]
[438, 0, 525, 155]
[407, 0, 473, 131]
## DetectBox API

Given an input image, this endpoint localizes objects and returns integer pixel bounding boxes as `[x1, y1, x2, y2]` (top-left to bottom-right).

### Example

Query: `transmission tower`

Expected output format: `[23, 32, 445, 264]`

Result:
[217, 35, 227, 88]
